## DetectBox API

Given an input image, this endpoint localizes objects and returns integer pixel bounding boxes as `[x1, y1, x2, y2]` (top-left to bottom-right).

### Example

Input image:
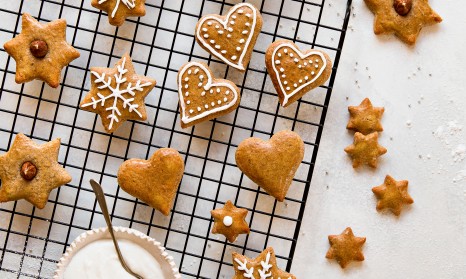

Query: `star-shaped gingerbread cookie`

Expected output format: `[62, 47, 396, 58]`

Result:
[372, 175, 413, 216]
[92, 0, 147, 26]
[364, 0, 442, 45]
[211, 200, 250, 243]
[326, 227, 366, 269]
[80, 53, 156, 133]
[345, 132, 387, 168]
[232, 247, 296, 279]
[3, 13, 80, 88]
[347, 98, 384, 135]
[0, 134, 72, 209]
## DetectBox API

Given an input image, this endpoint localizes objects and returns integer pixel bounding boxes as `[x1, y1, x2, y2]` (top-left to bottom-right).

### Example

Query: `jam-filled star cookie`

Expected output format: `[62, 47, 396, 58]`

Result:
[344, 132, 387, 168]
[232, 247, 296, 279]
[3, 13, 80, 88]
[0, 134, 72, 209]
[195, 3, 263, 71]
[372, 175, 413, 216]
[177, 61, 240, 128]
[265, 40, 332, 107]
[235, 130, 304, 201]
[211, 200, 250, 243]
[326, 227, 366, 268]
[117, 148, 184, 216]
[347, 98, 384, 135]
[91, 0, 147, 26]
[80, 53, 156, 133]
[364, 0, 442, 45]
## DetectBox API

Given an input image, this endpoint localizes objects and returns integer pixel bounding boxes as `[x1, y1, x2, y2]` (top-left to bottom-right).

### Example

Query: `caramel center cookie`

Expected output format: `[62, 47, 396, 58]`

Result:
[235, 130, 304, 201]
[117, 148, 184, 216]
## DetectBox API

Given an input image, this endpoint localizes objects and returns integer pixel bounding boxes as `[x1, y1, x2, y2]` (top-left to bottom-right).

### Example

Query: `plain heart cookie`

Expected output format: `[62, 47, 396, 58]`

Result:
[235, 130, 304, 201]
[177, 61, 240, 128]
[195, 3, 263, 71]
[265, 40, 332, 107]
[117, 148, 184, 216]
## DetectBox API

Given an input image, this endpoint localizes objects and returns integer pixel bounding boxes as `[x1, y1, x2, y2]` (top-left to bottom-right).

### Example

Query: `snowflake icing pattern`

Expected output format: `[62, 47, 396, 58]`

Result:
[234, 252, 275, 279]
[81, 56, 152, 131]
[98, 0, 136, 18]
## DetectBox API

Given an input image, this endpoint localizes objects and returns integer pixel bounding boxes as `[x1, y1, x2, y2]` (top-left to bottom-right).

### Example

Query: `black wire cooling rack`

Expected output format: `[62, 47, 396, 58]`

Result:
[0, 0, 352, 278]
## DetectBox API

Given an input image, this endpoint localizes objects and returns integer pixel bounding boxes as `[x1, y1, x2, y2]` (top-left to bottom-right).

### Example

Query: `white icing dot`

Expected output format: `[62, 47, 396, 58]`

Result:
[239, 39, 245, 44]
[198, 82, 203, 87]
[215, 45, 221, 49]
[309, 60, 313, 64]
[236, 47, 241, 51]
[210, 89, 214, 94]
[315, 59, 319, 62]
[294, 58, 299, 63]
[215, 25, 220, 29]
[294, 83, 298, 88]
[207, 21, 212, 26]
[184, 84, 188, 89]
[278, 53, 282, 57]
[223, 216, 233, 227]
[275, 60, 280, 65]
[242, 30, 248, 34]
[226, 90, 230, 95]
[199, 75, 204, 81]
[298, 65, 302, 69]
[189, 109, 194, 113]
[210, 39, 215, 44]
[194, 69, 199, 74]
[290, 53, 294, 57]
[211, 101, 215, 106]
[221, 50, 227, 54]
[202, 28, 208, 32]
[227, 34, 232, 38]
[218, 30, 224, 34]
[238, 9, 244, 14]
[305, 76, 309, 80]
[217, 88, 221, 93]
[246, 13, 251, 18]
[281, 74, 286, 78]
[201, 91, 206, 96]
[299, 79, 303, 83]
[185, 92, 189, 97]
[203, 34, 209, 38]
[232, 15, 237, 19]
[197, 107, 202, 111]
[280, 68, 285, 72]
[184, 77, 189, 82]
[223, 97, 228, 102]
[187, 100, 191, 104]
[284, 49, 288, 54]
[286, 87, 290, 90]
[315, 64, 319, 68]
[245, 22, 250, 27]
[230, 21, 235, 25]
[205, 104, 209, 109]
[311, 71, 315, 75]
[304, 62, 308, 66]
[218, 100, 222, 105]
[228, 27, 234, 32]
[231, 55, 237, 60]
[284, 81, 288, 85]
[188, 70, 192, 74]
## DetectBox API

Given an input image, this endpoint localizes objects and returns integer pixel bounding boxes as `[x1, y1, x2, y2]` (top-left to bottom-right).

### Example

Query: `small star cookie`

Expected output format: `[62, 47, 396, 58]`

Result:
[232, 247, 296, 279]
[0, 134, 72, 209]
[344, 132, 387, 168]
[326, 227, 366, 268]
[364, 0, 442, 45]
[347, 98, 384, 135]
[92, 0, 147, 26]
[80, 53, 156, 133]
[211, 200, 250, 243]
[3, 13, 80, 88]
[372, 175, 414, 216]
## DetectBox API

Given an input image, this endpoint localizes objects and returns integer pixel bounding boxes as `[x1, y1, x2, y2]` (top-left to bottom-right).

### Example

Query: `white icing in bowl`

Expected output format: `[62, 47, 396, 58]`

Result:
[54, 227, 181, 279]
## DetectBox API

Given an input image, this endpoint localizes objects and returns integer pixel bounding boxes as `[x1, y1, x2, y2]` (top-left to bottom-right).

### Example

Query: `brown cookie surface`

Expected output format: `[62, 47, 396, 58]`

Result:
[80, 53, 156, 133]
[195, 3, 263, 71]
[211, 200, 250, 243]
[265, 39, 332, 107]
[3, 13, 80, 88]
[344, 132, 387, 168]
[235, 130, 304, 201]
[91, 0, 147, 26]
[347, 98, 384, 135]
[117, 148, 184, 216]
[326, 227, 366, 269]
[0, 134, 72, 209]
[364, 0, 442, 45]
[177, 61, 240, 128]
[372, 175, 413, 216]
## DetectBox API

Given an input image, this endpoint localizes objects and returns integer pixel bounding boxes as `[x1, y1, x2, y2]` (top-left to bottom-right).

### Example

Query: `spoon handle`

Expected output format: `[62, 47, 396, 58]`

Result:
[90, 179, 143, 279]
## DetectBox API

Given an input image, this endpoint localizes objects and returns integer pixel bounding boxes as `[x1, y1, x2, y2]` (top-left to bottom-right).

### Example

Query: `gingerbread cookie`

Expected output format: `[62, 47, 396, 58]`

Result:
[177, 61, 240, 128]
[265, 40, 332, 107]
[91, 0, 147, 26]
[372, 175, 413, 216]
[117, 148, 184, 216]
[347, 98, 384, 135]
[3, 13, 80, 88]
[364, 0, 442, 45]
[232, 247, 296, 279]
[80, 53, 156, 133]
[344, 132, 387, 168]
[195, 3, 263, 71]
[0, 134, 72, 209]
[326, 227, 366, 269]
[235, 130, 304, 201]
[211, 200, 250, 243]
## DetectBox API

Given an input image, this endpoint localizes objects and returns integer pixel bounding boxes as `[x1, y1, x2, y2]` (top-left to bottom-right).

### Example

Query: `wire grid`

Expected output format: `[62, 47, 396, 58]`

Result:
[0, 0, 352, 278]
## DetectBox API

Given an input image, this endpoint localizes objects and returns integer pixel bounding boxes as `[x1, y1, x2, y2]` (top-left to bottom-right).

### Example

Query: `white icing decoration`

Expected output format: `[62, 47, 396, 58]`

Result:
[98, 0, 136, 19]
[178, 62, 238, 125]
[81, 56, 152, 131]
[196, 3, 258, 71]
[271, 43, 327, 106]
[223, 215, 233, 226]
[233, 252, 275, 279]
[258, 252, 273, 279]
[234, 258, 255, 278]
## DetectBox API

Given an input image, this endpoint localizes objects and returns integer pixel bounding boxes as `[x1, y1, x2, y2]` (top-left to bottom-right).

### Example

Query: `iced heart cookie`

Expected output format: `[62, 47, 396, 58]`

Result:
[235, 130, 304, 201]
[117, 148, 184, 216]
[177, 61, 240, 128]
[195, 3, 263, 71]
[265, 40, 332, 107]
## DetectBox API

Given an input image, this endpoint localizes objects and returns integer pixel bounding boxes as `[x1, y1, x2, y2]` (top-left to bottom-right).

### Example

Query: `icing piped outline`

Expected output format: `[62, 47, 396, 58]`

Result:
[196, 3, 258, 71]
[271, 43, 327, 106]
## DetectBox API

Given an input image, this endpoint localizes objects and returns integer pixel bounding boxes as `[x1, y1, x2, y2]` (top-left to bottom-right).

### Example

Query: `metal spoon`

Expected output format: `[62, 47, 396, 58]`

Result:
[90, 179, 144, 279]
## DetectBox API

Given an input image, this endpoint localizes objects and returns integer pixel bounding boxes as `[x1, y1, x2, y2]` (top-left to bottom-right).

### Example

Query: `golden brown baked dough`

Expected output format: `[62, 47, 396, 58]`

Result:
[91, 0, 147, 26]
[326, 227, 366, 269]
[0, 134, 72, 209]
[3, 13, 80, 88]
[372, 175, 413, 216]
[117, 148, 184, 216]
[347, 98, 384, 135]
[211, 200, 249, 243]
[344, 132, 387, 168]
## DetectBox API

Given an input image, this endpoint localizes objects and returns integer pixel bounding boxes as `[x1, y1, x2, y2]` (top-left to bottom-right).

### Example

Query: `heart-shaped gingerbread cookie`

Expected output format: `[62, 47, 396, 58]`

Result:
[195, 3, 263, 71]
[235, 130, 304, 201]
[265, 40, 332, 107]
[117, 148, 184, 216]
[178, 61, 240, 128]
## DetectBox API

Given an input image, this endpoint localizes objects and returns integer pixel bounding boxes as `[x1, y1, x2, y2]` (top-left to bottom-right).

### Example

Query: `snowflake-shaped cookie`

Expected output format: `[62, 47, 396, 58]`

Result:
[80, 53, 156, 133]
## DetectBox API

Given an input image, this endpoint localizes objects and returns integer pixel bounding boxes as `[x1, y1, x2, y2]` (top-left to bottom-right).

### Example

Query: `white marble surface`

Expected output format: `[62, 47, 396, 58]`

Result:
[292, 0, 466, 278]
